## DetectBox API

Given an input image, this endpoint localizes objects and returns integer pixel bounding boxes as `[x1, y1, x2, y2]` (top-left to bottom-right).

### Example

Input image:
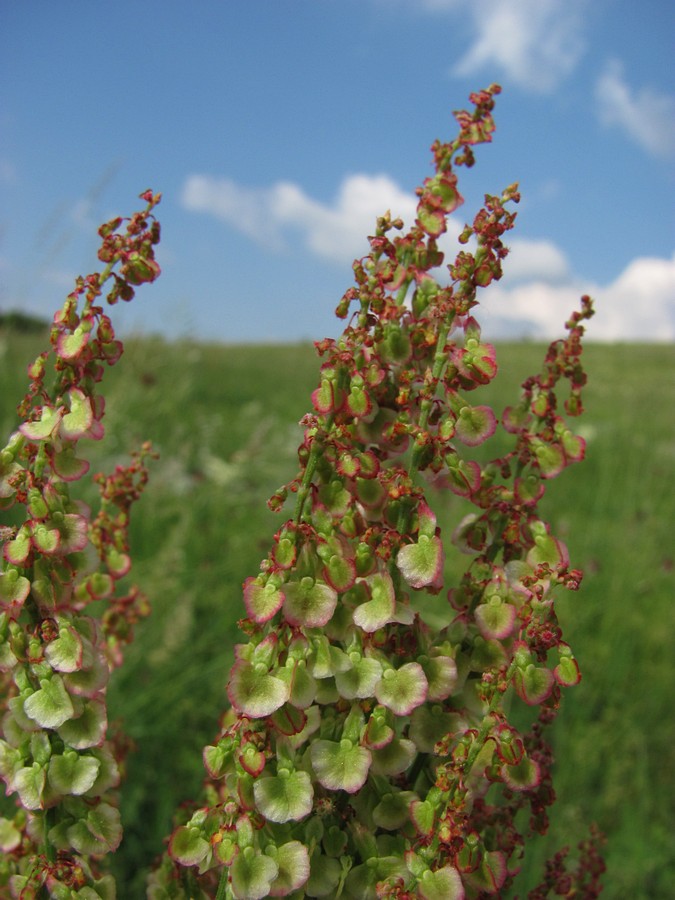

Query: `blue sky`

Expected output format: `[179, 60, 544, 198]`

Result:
[1, 0, 674, 343]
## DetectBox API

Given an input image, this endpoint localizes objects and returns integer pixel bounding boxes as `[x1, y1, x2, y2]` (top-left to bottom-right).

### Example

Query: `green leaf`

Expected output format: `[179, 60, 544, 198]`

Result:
[63, 653, 109, 697]
[228, 660, 290, 718]
[0, 816, 21, 852]
[269, 840, 311, 896]
[513, 663, 555, 706]
[375, 663, 428, 715]
[379, 326, 412, 364]
[278, 659, 317, 709]
[60, 388, 94, 439]
[305, 854, 342, 897]
[345, 384, 371, 418]
[421, 655, 457, 702]
[475, 598, 517, 640]
[0, 639, 17, 671]
[417, 204, 446, 238]
[370, 737, 416, 776]
[560, 428, 585, 462]
[105, 546, 131, 578]
[238, 742, 266, 777]
[418, 865, 465, 900]
[13, 763, 46, 809]
[355, 476, 386, 510]
[310, 739, 371, 793]
[469, 635, 508, 672]
[231, 847, 279, 900]
[84, 746, 120, 796]
[409, 706, 463, 753]
[427, 172, 461, 212]
[282, 577, 337, 628]
[19, 405, 63, 441]
[203, 740, 234, 780]
[44, 622, 84, 672]
[270, 703, 307, 737]
[56, 513, 89, 554]
[169, 824, 211, 867]
[243, 577, 284, 624]
[335, 656, 383, 700]
[285, 705, 321, 750]
[121, 249, 161, 285]
[411, 799, 435, 837]
[312, 376, 341, 414]
[31, 521, 61, 554]
[57, 698, 107, 749]
[65, 801, 122, 855]
[363, 708, 394, 750]
[554, 653, 581, 687]
[454, 404, 496, 447]
[57, 326, 90, 360]
[347, 854, 410, 896]
[323, 552, 356, 592]
[464, 850, 507, 893]
[0, 569, 31, 614]
[396, 535, 444, 589]
[311, 635, 351, 679]
[30, 731, 51, 765]
[47, 750, 100, 796]
[353, 571, 395, 632]
[0, 457, 22, 499]
[373, 790, 417, 830]
[23, 675, 75, 729]
[501, 754, 540, 792]
[253, 769, 313, 823]
[322, 824, 348, 857]
[531, 437, 566, 478]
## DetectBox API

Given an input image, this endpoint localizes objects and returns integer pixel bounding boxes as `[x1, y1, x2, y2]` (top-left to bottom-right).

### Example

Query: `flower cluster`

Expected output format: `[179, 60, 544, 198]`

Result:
[0, 193, 160, 896]
[149, 89, 601, 899]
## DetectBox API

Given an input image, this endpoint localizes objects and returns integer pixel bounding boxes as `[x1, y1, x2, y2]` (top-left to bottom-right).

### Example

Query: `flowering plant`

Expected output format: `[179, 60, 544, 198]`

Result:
[0, 89, 604, 898]
[0, 193, 161, 896]
[151, 86, 603, 898]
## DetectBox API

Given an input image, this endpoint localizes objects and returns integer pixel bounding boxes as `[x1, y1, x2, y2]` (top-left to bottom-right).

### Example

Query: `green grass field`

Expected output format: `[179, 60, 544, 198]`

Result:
[1, 327, 673, 897]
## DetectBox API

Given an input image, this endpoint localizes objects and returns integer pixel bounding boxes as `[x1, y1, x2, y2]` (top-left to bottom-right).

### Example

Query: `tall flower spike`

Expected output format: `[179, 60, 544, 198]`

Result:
[0, 192, 160, 895]
[147, 88, 601, 898]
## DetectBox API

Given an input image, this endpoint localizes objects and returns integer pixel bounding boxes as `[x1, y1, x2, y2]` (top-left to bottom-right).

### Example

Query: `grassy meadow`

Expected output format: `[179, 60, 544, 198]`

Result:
[1, 325, 673, 897]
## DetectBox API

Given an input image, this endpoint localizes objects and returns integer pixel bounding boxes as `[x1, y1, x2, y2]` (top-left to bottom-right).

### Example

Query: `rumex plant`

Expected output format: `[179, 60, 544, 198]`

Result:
[147, 86, 603, 899]
[0, 193, 161, 896]
[0, 88, 605, 899]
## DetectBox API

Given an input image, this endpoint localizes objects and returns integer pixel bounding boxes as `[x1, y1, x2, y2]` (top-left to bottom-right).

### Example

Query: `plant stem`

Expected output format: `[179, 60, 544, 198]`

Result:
[215, 866, 229, 900]
[43, 808, 57, 864]
[293, 437, 320, 525]
[462, 659, 517, 779]
[410, 319, 452, 476]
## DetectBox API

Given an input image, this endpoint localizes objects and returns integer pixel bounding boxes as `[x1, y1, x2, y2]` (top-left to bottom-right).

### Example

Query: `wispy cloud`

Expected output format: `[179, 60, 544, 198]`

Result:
[181, 173, 423, 264]
[502, 238, 570, 283]
[182, 171, 674, 341]
[595, 60, 675, 159]
[412, 0, 587, 92]
[480, 251, 675, 341]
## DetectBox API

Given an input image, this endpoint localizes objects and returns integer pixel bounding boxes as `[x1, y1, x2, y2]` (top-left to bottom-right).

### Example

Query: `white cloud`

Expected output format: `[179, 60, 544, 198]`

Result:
[272, 175, 421, 263]
[479, 251, 675, 341]
[182, 171, 674, 341]
[413, 0, 587, 92]
[182, 172, 423, 264]
[180, 176, 285, 249]
[595, 60, 675, 159]
[502, 238, 570, 283]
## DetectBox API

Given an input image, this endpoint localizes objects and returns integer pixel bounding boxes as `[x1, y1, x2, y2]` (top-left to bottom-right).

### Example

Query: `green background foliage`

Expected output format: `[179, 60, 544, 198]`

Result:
[1, 326, 672, 897]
